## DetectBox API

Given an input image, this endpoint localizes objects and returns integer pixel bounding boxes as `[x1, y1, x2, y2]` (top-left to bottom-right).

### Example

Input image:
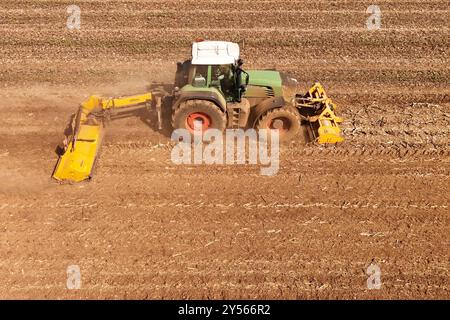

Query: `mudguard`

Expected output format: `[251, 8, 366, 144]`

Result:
[249, 96, 286, 128]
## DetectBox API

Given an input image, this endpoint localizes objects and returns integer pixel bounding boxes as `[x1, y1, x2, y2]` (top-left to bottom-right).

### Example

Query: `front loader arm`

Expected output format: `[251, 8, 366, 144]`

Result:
[52, 93, 154, 183]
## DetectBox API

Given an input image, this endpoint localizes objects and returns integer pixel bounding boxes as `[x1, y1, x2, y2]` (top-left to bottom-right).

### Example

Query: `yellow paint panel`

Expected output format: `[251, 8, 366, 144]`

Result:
[52, 124, 103, 182]
[317, 126, 345, 144]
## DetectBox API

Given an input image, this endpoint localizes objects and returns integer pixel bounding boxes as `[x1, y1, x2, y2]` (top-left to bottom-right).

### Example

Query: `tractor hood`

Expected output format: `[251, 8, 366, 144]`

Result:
[245, 70, 299, 101]
[246, 70, 282, 89]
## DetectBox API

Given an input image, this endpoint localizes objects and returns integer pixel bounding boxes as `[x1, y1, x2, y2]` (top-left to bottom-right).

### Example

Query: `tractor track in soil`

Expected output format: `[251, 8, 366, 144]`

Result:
[0, 0, 449, 299]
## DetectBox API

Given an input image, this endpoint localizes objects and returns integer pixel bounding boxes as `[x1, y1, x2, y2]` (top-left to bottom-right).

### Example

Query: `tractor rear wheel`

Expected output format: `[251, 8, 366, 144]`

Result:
[256, 107, 301, 141]
[172, 100, 226, 134]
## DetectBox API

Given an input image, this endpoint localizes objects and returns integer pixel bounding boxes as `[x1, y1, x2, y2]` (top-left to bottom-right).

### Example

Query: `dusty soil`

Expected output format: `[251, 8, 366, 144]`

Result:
[0, 0, 448, 299]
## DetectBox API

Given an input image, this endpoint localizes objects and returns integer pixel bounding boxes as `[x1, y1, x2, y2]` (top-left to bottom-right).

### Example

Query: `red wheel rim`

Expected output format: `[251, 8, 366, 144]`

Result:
[186, 112, 211, 133]
[268, 117, 291, 133]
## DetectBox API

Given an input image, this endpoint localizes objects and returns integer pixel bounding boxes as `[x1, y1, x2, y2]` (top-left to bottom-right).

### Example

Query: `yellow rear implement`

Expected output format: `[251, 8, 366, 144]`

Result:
[52, 120, 104, 182]
[52, 93, 153, 182]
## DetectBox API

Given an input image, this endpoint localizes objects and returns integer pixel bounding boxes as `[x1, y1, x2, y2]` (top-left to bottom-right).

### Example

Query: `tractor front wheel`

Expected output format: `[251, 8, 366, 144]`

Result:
[256, 107, 301, 141]
[172, 100, 226, 134]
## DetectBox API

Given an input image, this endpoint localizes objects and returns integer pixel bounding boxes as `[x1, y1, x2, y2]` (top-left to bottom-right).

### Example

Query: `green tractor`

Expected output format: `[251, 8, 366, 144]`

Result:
[171, 40, 344, 142]
[52, 40, 344, 183]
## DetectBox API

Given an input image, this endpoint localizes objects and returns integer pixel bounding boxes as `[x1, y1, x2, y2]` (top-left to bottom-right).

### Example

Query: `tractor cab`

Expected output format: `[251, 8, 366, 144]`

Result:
[175, 41, 248, 103]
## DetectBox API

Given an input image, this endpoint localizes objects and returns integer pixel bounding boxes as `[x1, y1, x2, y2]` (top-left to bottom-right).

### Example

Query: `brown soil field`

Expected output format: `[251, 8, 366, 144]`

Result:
[0, 0, 449, 299]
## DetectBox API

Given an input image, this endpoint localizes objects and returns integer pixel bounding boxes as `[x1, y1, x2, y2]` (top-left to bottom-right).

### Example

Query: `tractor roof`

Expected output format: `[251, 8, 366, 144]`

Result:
[191, 41, 239, 65]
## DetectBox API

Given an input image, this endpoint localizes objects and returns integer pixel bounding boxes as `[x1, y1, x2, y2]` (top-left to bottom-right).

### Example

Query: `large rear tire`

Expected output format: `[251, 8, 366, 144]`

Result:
[255, 107, 301, 142]
[172, 100, 226, 134]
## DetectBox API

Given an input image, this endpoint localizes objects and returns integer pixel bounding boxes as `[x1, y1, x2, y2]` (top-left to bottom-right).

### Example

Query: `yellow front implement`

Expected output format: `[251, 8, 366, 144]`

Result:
[52, 93, 152, 183]
[316, 105, 344, 144]
[297, 82, 345, 144]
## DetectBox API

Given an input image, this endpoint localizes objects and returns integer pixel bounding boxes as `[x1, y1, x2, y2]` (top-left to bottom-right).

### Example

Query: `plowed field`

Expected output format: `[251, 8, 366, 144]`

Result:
[0, 0, 448, 299]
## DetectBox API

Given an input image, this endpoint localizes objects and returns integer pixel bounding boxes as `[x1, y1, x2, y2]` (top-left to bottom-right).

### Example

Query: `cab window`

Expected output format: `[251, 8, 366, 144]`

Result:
[191, 65, 208, 87]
